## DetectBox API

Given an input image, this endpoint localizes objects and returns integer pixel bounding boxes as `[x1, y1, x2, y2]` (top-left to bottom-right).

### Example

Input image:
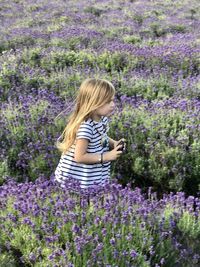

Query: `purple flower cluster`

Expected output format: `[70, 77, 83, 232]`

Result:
[0, 178, 199, 266]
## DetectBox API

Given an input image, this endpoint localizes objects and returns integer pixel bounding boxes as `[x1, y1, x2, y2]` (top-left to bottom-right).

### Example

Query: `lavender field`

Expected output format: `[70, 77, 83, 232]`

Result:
[0, 0, 200, 266]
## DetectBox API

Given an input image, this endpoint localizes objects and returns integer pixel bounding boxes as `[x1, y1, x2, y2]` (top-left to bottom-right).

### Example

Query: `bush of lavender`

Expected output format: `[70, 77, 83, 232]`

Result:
[0, 90, 67, 183]
[0, 178, 199, 267]
[109, 97, 200, 196]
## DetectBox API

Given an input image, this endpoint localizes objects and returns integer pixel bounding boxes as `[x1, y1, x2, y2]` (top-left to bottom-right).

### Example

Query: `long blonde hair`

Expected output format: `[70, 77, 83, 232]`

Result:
[56, 78, 115, 153]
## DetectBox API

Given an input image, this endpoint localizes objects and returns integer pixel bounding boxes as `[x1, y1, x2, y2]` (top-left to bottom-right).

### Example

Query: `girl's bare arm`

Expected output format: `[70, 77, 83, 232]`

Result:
[74, 138, 122, 164]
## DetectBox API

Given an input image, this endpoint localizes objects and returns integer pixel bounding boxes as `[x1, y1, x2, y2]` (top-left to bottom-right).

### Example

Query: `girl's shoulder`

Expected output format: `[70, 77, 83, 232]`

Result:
[80, 117, 109, 136]
[79, 119, 94, 132]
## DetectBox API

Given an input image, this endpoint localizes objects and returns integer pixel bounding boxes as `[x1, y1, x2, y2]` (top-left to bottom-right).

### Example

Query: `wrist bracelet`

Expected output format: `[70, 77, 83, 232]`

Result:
[101, 152, 103, 165]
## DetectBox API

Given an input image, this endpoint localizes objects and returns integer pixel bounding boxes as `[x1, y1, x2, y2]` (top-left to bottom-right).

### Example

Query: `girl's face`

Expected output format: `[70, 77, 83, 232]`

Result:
[92, 96, 115, 121]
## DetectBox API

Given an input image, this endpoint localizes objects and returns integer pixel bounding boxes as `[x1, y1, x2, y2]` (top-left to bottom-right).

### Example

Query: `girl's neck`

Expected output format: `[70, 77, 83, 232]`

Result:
[91, 114, 102, 122]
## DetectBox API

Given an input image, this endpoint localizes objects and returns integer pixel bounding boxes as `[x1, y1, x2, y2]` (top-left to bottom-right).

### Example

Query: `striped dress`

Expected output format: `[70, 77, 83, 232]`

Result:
[55, 116, 110, 188]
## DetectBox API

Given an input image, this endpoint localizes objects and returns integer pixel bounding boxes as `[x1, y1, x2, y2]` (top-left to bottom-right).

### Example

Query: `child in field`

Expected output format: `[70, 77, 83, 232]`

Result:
[55, 78, 125, 188]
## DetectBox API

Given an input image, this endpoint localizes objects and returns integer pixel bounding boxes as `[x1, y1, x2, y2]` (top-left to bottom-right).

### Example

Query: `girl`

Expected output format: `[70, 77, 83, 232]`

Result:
[55, 78, 124, 188]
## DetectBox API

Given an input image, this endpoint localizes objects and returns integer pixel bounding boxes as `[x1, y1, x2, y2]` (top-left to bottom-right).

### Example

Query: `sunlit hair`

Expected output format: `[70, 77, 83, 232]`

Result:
[56, 78, 115, 153]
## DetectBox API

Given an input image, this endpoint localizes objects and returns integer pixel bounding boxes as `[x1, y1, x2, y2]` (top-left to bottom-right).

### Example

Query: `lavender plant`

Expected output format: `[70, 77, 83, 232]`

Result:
[109, 97, 200, 195]
[0, 90, 66, 183]
[0, 178, 199, 266]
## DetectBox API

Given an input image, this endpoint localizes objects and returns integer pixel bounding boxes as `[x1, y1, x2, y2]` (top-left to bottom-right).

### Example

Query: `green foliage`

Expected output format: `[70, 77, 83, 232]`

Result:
[21, 47, 43, 66]
[50, 36, 87, 50]
[10, 224, 39, 255]
[0, 41, 9, 54]
[123, 35, 142, 45]
[84, 6, 105, 16]
[0, 64, 20, 99]
[10, 35, 37, 49]
[109, 102, 200, 195]
[96, 51, 138, 72]
[132, 14, 144, 25]
[29, 100, 49, 122]
[43, 68, 83, 98]
[3, 104, 25, 137]
[0, 252, 16, 267]
[168, 24, 187, 33]
[150, 22, 167, 37]
[118, 75, 175, 100]
[41, 50, 95, 71]
[28, 154, 50, 180]
[0, 160, 8, 185]
[178, 211, 200, 238]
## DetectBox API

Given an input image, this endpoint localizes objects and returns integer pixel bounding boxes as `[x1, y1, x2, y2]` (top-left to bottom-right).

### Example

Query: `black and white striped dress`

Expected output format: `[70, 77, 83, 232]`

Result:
[55, 116, 110, 188]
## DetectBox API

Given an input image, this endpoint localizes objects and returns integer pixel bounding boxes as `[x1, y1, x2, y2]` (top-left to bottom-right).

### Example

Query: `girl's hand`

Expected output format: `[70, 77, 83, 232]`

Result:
[106, 145, 123, 161]
[114, 138, 126, 151]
